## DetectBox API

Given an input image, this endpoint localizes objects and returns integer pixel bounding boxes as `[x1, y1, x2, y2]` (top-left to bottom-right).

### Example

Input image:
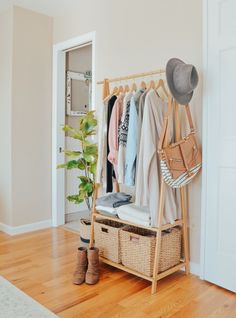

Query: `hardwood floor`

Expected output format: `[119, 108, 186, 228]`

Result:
[0, 228, 235, 318]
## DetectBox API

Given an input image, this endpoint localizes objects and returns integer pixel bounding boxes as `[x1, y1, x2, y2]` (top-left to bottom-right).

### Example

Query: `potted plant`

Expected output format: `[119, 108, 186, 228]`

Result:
[58, 111, 98, 243]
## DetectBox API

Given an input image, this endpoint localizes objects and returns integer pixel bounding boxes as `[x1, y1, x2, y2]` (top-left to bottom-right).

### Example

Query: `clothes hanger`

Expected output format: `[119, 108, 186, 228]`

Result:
[124, 82, 130, 93]
[118, 80, 124, 94]
[147, 79, 156, 91]
[156, 77, 169, 98]
[112, 86, 119, 96]
[130, 79, 137, 92]
[140, 80, 147, 90]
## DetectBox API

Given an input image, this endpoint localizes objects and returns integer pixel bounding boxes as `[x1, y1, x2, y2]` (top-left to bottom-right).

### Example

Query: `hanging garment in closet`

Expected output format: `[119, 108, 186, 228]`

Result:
[108, 93, 124, 176]
[117, 92, 133, 183]
[135, 89, 179, 226]
[106, 95, 117, 192]
[137, 90, 148, 150]
[125, 89, 144, 186]
[96, 95, 110, 189]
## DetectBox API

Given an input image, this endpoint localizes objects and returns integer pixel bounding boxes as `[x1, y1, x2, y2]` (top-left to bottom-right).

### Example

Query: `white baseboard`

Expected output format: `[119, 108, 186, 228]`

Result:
[0, 219, 52, 235]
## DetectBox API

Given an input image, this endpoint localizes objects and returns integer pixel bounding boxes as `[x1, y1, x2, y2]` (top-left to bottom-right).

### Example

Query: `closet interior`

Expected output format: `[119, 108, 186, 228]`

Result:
[90, 68, 191, 295]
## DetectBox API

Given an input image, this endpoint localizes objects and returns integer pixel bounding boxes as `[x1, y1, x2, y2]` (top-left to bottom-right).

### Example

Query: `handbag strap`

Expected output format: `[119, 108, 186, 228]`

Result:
[158, 99, 195, 153]
[158, 96, 173, 153]
[185, 104, 195, 133]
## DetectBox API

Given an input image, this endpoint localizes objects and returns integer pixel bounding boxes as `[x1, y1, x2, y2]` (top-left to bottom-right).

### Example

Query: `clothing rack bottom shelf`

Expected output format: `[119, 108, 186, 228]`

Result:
[94, 212, 184, 231]
[100, 256, 186, 283]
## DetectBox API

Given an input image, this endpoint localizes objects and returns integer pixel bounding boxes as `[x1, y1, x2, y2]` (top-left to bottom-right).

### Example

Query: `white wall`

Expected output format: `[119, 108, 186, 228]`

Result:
[54, 0, 202, 266]
[0, 9, 13, 225]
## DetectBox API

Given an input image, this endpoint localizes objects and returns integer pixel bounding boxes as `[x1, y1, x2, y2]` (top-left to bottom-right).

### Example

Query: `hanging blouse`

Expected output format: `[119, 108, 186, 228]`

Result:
[135, 89, 179, 226]
[107, 93, 124, 177]
[124, 89, 144, 186]
[117, 92, 133, 183]
[106, 95, 117, 192]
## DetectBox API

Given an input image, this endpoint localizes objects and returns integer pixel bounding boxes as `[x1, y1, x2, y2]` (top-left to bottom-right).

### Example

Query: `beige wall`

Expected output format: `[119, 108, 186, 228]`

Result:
[11, 6, 53, 226]
[0, 6, 53, 227]
[54, 0, 202, 265]
[0, 9, 13, 225]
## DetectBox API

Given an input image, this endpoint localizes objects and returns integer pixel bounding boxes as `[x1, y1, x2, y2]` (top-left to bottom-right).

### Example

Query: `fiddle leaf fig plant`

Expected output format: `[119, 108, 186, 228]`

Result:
[57, 111, 98, 211]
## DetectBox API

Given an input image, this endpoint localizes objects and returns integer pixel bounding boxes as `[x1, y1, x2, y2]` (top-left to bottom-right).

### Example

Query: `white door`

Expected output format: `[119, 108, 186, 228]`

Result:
[203, 0, 236, 292]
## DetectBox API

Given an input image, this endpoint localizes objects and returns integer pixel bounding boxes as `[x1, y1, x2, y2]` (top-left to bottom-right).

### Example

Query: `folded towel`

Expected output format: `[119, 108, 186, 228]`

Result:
[96, 205, 117, 215]
[96, 192, 132, 208]
[117, 204, 150, 223]
[117, 212, 150, 227]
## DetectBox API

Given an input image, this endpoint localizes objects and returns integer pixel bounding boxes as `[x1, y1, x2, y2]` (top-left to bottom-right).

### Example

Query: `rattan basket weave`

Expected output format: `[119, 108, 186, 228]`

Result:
[94, 219, 125, 263]
[120, 226, 181, 277]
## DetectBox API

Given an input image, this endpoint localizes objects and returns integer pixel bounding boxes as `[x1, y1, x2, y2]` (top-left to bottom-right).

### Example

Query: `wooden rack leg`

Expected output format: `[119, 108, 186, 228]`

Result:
[151, 179, 166, 294]
[180, 187, 190, 274]
[174, 100, 190, 275]
[89, 213, 95, 249]
[89, 184, 98, 248]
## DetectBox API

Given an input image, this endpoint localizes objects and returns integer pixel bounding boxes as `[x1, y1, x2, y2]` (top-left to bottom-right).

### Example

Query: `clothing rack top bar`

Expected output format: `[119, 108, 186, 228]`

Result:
[97, 68, 166, 85]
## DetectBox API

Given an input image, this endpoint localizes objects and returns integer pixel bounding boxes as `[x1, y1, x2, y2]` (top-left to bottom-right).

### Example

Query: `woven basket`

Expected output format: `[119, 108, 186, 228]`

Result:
[94, 219, 125, 263]
[79, 218, 91, 244]
[120, 226, 181, 277]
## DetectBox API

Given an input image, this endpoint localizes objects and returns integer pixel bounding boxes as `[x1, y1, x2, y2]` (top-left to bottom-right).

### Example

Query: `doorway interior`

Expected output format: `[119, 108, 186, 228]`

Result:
[52, 32, 96, 229]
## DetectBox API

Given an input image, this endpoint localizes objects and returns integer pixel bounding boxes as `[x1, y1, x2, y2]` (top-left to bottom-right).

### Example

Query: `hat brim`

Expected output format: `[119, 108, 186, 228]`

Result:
[166, 58, 194, 105]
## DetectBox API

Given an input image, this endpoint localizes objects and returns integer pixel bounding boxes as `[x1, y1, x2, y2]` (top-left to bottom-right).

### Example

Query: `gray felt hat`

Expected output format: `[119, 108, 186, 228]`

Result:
[166, 58, 199, 105]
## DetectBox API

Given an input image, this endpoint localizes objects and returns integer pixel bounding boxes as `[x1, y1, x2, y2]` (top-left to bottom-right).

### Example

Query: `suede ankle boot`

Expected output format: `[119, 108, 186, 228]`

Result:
[73, 247, 88, 285]
[85, 247, 99, 285]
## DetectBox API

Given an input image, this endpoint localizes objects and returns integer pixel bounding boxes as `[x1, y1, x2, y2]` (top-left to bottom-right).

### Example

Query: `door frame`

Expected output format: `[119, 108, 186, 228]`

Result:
[200, 0, 208, 279]
[52, 32, 96, 226]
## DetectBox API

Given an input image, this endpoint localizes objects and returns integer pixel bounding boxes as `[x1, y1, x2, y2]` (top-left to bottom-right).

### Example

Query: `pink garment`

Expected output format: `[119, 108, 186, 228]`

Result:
[108, 94, 124, 168]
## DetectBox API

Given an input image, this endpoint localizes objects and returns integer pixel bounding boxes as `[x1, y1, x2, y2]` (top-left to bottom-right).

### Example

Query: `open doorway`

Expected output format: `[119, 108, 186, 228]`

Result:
[64, 44, 92, 231]
[52, 32, 96, 228]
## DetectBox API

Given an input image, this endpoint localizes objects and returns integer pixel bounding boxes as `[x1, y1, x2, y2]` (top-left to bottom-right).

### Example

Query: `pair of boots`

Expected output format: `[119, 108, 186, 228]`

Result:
[73, 247, 99, 285]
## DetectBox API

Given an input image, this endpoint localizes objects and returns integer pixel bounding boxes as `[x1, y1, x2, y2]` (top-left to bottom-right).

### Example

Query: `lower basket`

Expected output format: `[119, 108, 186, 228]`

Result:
[94, 219, 125, 263]
[120, 226, 181, 277]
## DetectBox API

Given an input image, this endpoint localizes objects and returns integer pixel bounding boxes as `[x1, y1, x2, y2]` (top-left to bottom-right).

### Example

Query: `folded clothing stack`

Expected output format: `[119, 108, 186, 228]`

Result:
[96, 192, 132, 217]
[117, 204, 151, 227]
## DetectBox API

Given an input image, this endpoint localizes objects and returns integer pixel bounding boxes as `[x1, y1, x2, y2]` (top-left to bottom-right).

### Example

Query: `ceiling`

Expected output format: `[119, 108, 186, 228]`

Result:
[0, 0, 81, 17]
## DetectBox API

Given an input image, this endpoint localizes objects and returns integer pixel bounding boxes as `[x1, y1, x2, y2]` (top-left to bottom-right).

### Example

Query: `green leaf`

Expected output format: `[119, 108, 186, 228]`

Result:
[84, 144, 98, 156]
[66, 160, 79, 169]
[63, 125, 75, 133]
[79, 182, 93, 193]
[67, 194, 84, 204]
[64, 150, 81, 157]
[89, 162, 97, 175]
[78, 189, 89, 202]
[84, 183, 93, 193]
[73, 131, 84, 140]
[84, 153, 96, 163]
[57, 163, 67, 169]
[77, 158, 86, 170]
[78, 176, 90, 184]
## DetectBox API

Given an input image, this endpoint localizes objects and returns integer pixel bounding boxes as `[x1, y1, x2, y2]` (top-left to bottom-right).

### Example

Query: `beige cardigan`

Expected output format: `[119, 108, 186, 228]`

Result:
[135, 89, 179, 226]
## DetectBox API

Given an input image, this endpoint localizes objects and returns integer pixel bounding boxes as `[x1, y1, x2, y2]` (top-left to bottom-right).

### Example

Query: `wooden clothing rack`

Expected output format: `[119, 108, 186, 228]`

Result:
[96, 69, 166, 84]
[90, 69, 190, 295]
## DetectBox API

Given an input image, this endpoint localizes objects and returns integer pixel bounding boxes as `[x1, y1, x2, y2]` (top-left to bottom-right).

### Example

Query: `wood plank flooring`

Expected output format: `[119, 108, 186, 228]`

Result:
[0, 228, 235, 318]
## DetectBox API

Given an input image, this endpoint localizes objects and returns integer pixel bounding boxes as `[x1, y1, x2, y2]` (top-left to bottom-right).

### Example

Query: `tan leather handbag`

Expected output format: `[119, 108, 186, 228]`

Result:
[158, 100, 202, 188]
